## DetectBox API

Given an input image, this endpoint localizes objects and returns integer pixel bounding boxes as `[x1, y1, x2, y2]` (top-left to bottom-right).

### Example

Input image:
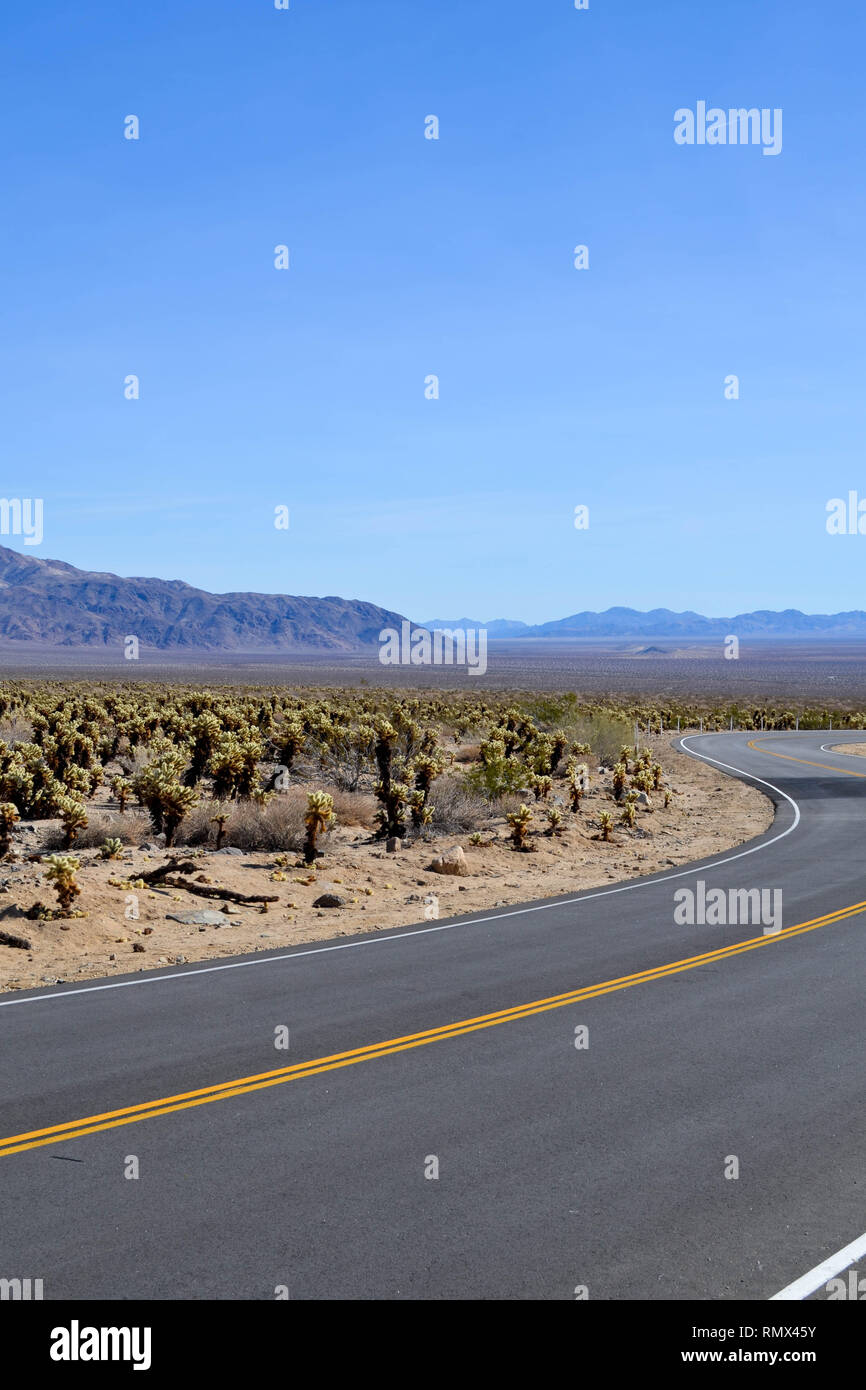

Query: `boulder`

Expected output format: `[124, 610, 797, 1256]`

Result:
[428, 845, 469, 877]
[313, 893, 346, 908]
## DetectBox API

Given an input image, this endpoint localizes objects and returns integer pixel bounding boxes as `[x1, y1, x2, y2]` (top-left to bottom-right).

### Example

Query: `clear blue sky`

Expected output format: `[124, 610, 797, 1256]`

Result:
[1, 0, 864, 622]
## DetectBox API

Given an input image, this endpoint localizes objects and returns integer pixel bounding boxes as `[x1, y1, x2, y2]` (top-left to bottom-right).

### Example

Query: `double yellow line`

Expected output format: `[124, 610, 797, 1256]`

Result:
[2, 897, 864, 1160]
[747, 738, 866, 778]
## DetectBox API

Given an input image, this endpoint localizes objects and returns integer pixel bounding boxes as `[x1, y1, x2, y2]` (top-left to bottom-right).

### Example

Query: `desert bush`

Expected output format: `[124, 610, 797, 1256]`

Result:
[328, 790, 377, 828]
[424, 776, 491, 834]
[175, 790, 312, 853]
[47, 809, 150, 851]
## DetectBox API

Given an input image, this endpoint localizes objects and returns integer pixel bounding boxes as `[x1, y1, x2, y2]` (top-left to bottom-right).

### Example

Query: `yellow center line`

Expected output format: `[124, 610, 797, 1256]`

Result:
[2, 895, 864, 1160]
[747, 738, 866, 777]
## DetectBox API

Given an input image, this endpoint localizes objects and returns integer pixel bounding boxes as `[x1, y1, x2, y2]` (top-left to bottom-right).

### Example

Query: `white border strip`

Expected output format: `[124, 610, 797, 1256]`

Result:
[771, 1230, 866, 1300]
[0, 733, 801, 1009]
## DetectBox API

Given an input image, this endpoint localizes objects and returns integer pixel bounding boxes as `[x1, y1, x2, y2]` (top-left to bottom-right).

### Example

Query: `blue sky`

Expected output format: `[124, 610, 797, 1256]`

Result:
[1, 0, 864, 623]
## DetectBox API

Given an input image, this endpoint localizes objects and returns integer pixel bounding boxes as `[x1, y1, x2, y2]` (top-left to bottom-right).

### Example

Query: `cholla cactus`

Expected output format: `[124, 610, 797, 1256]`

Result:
[612, 762, 627, 802]
[304, 790, 335, 864]
[663, 789, 672, 808]
[209, 733, 263, 800]
[100, 837, 124, 860]
[565, 759, 589, 811]
[0, 801, 19, 856]
[619, 745, 633, 772]
[598, 811, 614, 842]
[156, 777, 197, 847]
[210, 804, 230, 850]
[546, 806, 563, 836]
[506, 803, 533, 850]
[632, 768, 654, 794]
[620, 792, 638, 828]
[44, 853, 81, 915]
[111, 775, 132, 813]
[652, 762, 663, 790]
[409, 789, 434, 829]
[531, 774, 552, 802]
[57, 795, 88, 848]
[373, 722, 408, 839]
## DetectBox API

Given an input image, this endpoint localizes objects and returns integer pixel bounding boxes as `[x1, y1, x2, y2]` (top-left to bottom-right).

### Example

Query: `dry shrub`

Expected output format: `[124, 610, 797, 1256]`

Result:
[0, 716, 33, 745]
[45, 809, 151, 851]
[328, 789, 377, 828]
[453, 743, 481, 764]
[428, 776, 493, 835]
[174, 790, 313, 852]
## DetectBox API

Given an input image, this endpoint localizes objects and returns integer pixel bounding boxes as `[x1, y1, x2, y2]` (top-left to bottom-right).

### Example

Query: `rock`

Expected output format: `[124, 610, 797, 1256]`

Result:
[312, 893, 346, 908]
[216, 847, 243, 856]
[132, 942, 145, 953]
[220, 903, 241, 915]
[386, 837, 401, 852]
[142, 926, 153, 935]
[139, 842, 161, 853]
[108, 954, 116, 961]
[635, 791, 653, 808]
[166, 910, 229, 926]
[405, 893, 422, 903]
[174, 955, 187, 965]
[428, 845, 469, 877]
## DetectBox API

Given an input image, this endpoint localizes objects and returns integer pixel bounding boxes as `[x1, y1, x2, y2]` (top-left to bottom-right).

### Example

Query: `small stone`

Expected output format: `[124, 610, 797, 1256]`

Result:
[313, 893, 346, 909]
[132, 942, 145, 953]
[166, 910, 228, 926]
[386, 837, 401, 852]
[142, 926, 153, 935]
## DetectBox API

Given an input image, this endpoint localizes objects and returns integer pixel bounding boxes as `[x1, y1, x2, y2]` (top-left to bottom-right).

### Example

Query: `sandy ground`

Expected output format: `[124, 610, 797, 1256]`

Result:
[0, 739, 773, 992]
[828, 743, 866, 758]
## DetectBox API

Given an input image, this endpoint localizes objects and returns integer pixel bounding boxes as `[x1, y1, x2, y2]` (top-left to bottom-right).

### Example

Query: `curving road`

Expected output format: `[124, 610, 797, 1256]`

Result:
[1, 731, 865, 1301]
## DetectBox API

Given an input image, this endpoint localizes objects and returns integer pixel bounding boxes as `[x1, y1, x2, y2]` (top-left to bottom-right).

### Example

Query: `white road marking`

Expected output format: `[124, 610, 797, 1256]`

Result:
[0, 733, 802, 1009]
[771, 1230, 866, 1300]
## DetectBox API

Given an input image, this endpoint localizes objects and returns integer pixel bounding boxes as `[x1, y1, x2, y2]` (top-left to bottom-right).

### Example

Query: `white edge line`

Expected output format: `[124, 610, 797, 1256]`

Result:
[0, 733, 802, 1009]
[771, 1230, 866, 1300]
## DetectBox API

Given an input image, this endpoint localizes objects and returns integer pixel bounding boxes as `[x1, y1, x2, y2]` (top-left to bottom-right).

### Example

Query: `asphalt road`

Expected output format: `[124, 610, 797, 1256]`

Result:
[1, 731, 865, 1301]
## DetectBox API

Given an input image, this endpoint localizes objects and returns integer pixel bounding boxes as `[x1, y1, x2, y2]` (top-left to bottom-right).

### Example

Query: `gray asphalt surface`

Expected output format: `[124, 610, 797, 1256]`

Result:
[1, 731, 865, 1301]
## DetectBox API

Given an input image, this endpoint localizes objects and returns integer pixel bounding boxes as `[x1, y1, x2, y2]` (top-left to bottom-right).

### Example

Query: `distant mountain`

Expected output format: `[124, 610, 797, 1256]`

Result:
[421, 618, 531, 637]
[0, 546, 413, 651]
[424, 607, 866, 638]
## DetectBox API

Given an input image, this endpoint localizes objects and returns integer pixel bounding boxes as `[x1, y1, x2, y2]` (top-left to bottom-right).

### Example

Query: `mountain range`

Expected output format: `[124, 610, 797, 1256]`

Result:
[0, 546, 409, 651]
[1, 546, 866, 651]
[421, 609, 866, 638]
